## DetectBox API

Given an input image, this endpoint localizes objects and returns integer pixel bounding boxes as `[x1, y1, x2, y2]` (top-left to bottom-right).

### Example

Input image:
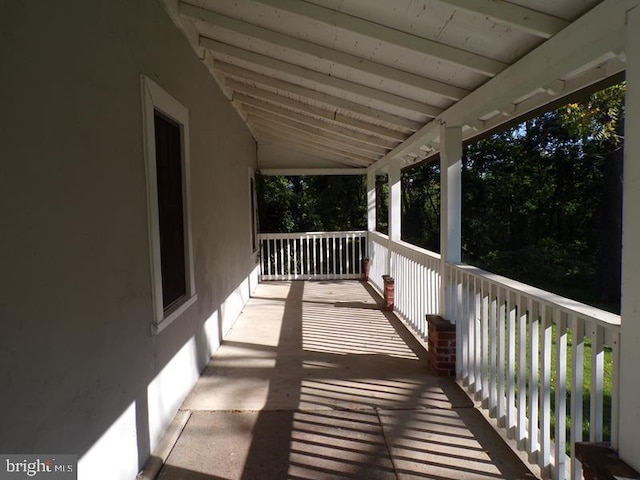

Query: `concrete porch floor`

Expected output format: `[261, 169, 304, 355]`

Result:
[157, 281, 535, 480]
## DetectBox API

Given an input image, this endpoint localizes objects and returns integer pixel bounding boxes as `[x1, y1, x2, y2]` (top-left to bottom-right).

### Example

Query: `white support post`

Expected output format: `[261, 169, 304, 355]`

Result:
[440, 124, 462, 320]
[388, 158, 402, 277]
[619, 4, 640, 471]
[367, 169, 376, 233]
[388, 158, 402, 242]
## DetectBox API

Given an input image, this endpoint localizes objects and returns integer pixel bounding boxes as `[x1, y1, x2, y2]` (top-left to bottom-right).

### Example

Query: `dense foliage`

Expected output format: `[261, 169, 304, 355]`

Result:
[256, 175, 366, 233]
[403, 83, 625, 311]
[257, 84, 625, 311]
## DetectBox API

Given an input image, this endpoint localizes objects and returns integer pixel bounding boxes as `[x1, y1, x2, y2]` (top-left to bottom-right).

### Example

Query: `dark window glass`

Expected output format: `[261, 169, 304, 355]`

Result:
[154, 111, 186, 310]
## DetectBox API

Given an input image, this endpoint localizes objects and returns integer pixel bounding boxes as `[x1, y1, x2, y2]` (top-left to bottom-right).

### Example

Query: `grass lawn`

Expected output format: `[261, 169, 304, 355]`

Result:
[550, 328, 613, 446]
[511, 319, 614, 452]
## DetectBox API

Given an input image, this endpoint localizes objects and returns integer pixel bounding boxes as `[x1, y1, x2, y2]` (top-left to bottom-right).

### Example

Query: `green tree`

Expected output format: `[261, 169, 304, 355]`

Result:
[256, 175, 298, 233]
[376, 175, 389, 234]
[460, 83, 624, 311]
[305, 176, 366, 231]
[402, 162, 440, 251]
[256, 175, 366, 233]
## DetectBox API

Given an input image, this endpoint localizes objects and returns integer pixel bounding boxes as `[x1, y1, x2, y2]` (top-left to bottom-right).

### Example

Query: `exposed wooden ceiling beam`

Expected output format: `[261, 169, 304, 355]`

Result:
[248, 116, 386, 161]
[248, 114, 386, 159]
[370, 121, 441, 172]
[249, 0, 507, 77]
[200, 37, 439, 118]
[182, 3, 469, 101]
[436, 0, 570, 39]
[257, 132, 374, 167]
[250, 118, 385, 159]
[441, 0, 630, 128]
[229, 87, 408, 142]
[240, 103, 398, 150]
[259, 143, 362, 168]
[259, 168, 367, 176]
[214, 61, 429, 130]
[476, 58, 625, 135]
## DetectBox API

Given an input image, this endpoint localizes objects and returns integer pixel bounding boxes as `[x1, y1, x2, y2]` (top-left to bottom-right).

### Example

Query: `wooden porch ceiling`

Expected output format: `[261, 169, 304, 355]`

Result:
[162, 0, 633, 174]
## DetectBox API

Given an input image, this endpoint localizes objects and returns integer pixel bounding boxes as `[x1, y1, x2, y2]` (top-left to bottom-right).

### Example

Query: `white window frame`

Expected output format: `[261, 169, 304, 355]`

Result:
[249, 168, 259, 254]
[141, 75, 197, 334]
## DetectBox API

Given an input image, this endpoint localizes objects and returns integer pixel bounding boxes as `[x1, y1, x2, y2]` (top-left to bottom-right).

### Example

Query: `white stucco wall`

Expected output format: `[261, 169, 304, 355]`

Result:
[0, 1, 258, 478]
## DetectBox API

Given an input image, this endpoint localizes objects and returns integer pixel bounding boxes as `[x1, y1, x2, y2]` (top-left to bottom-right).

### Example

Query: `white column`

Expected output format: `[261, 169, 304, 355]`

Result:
[440, 123, 462, 319]
[367, 169, 376, 232]
[388, 158, 402, 242]
[618, 4, 640, 471]
[387, 158, 402, 279]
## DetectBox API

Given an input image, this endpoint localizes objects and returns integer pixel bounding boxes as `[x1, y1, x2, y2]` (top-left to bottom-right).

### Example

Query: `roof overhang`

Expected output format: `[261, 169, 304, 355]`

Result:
[161, 0, 636, 175]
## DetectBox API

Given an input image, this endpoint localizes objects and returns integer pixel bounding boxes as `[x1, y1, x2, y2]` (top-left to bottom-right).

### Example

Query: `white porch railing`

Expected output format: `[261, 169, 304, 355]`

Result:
[369, 231, 441, 341]
[258, 230, 620, 480]
[258, 231, 367, 281]
[447, 263, 620, 480]
[368, 231, 389, 293]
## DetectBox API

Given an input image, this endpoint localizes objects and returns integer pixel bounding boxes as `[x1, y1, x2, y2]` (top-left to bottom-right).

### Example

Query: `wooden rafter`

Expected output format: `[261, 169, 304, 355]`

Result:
[436, 0, 570, 39]
[214, 60, 430, 130]
[248, 0, 507, 76]
[182, 3, 469, 101]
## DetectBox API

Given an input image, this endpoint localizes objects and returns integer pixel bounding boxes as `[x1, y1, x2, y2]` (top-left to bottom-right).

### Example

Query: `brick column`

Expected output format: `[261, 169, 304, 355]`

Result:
[427, 315, 456, 376]
[382, 275, 394, 311]
[362, 258, 370, 281]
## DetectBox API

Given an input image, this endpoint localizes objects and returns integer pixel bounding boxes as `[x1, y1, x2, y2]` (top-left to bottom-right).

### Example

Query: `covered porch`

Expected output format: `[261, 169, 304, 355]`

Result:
[5, 1, 640, 479]
[160, 0, 640, 476]
[154, 280, 533, 479]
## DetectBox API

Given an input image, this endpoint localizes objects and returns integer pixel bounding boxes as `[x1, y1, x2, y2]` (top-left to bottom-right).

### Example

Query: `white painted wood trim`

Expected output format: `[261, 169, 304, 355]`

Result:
[450, 260, 621, 477]
[199, 37, 437, 117]
[213, 61, 428, 130]
[249, 168, 258, 254]
[259, 168, 366, 176]
[388, 158, 401, 242]
[153, 295, 198, 334]
[554, 311, 568, 480]
[251, 118, 389, 157]
[231, 88, 407, 142]
[247, 0, 508, 76]
[141, 75, 197, 333]
[437, 0, 569, 39]
[256, 132, 374, 167]
[618, 3, 640, 471]
[244, 104, 396, 149]
[257, 231, 368, 281]
[182, 3, 469, 101]
[367, 170, 376, 232]
[569, 314, 584, 480]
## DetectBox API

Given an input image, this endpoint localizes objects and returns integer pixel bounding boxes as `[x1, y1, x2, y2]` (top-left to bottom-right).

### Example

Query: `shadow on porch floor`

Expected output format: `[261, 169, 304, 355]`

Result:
[156, 281, 535, 480]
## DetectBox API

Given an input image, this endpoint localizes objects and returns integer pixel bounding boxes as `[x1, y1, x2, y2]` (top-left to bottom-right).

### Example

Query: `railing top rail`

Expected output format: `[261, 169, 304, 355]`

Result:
[369, 232, 442, 261]
[369, 231, 389, 242]
[258, 230, 367, 239]
[390, 238, 441, 261]
[451, 262, 620, 328]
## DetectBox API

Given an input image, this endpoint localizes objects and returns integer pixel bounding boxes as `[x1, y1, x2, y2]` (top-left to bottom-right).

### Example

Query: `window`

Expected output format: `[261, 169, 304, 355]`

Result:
[142, 76, 196, 333]
[249, 170, 258, 253]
